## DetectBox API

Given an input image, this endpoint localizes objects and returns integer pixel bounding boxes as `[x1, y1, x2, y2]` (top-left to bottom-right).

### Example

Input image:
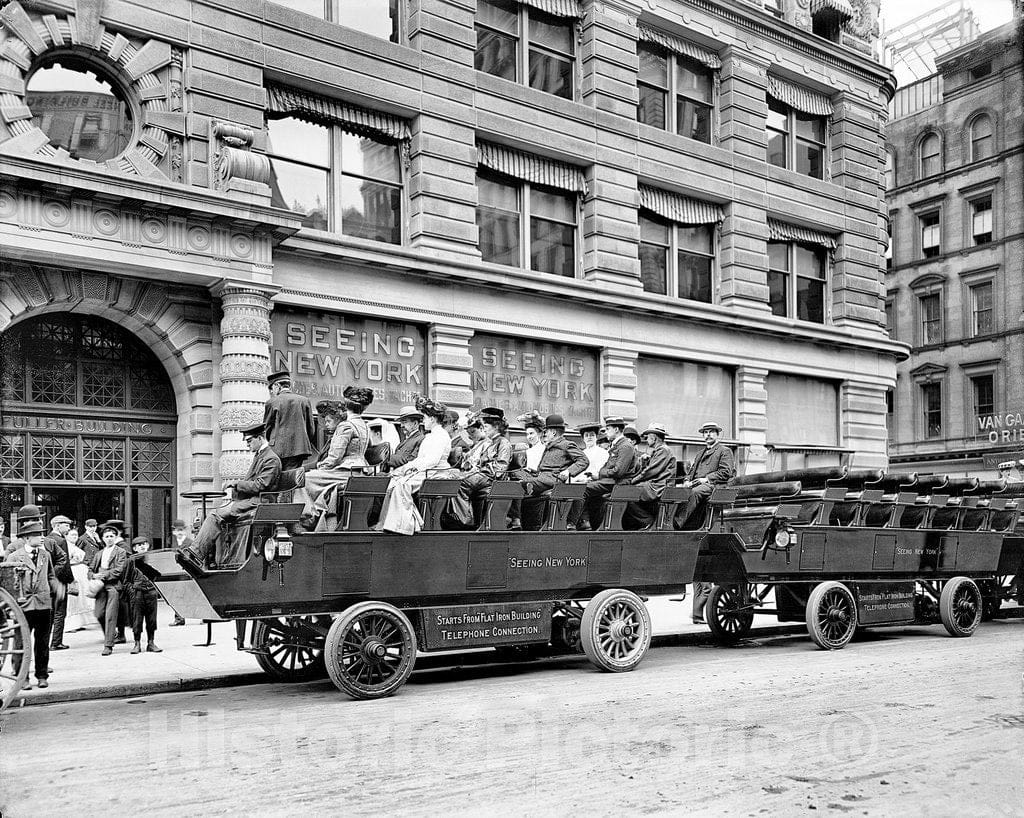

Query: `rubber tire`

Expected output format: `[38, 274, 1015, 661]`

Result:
[705, 584, 755, 643]
[0, 588, 30, 713]
[805, 581, 858, 651]
[580, 589, 652, 672]
[251, 616, 328, 682]
[324, 602, 417, 699]
[939, 576, 982, 638]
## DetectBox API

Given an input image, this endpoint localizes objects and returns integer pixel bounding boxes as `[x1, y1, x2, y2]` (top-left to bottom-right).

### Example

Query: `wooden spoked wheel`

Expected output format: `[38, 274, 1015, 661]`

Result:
[939, 576, 982, 638]
[0, 588, 30, 712]
[325, 602, 417, 700]
[580, 589, 652, 672]
[252, 615, 330, 682]
[806, 581, 858, 650]
[706, 584, 755, 643]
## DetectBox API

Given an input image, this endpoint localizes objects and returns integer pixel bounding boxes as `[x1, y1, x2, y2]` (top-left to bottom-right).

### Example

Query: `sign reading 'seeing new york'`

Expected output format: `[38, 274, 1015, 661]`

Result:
[270, 309, 425, 416]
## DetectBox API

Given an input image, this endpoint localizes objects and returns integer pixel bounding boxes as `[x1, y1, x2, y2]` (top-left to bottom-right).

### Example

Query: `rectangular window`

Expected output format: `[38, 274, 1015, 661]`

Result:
[885, 217, 893, 269]
[972, 374, 994, 419]
[768, 240, 827, 323]
[920, 211, 940, 258]
[971, 282, 994, 336]
[922, 382, 942, 438]
[638, 214, 714, 302]
[476, 0, 574, 100]
[637, 46, 713, 144]
[636, 357, 734, 438]
[766, 374, 839, 445]
[972, 197, 992, 244]
[885, 298, 895, 337]
[271, 0, 400, 42]
[268, 116, 403, 243]
[920, 293, 941, 344]
[767, 99, 825, 179]
[476, 171, 577, 276]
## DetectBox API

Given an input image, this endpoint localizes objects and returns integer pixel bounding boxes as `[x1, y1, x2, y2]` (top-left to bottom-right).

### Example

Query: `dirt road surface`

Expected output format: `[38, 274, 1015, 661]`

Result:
[2, 620, 1021, 816]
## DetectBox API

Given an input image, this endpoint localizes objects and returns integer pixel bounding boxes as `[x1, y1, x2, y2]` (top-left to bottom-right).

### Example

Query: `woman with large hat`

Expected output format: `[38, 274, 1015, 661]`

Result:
[377, 394, 454, 534]
[570, 421, 609, 484]
[295, 386, 374, 528]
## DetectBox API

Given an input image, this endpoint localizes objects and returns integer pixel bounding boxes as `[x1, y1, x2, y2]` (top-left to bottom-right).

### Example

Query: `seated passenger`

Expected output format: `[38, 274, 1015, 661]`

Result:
[623, 423, 678, 529]
[507, 413, 546, 529]
[512, 414, 589, 530]
[570, 423, 609, 484]
[386, 406, 426, 471]
[294, 388, 373, 529]
[674, 421, 734, 530]
[446, 409, 474, 469]
[377, 394, 454, 535]
[575, 417, 637, 531]
[184, 423, 282, 568]
[455, 408, 514, 526]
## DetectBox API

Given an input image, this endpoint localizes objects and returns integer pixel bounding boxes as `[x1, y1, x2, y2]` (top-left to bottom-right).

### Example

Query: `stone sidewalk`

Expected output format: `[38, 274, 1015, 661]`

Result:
[11, 597, 795, 707]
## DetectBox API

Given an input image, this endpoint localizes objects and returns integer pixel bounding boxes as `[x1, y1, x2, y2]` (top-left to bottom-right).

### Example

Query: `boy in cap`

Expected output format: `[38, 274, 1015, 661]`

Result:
[7, 519, 57, 689]
[82, 518, 103, 557]
[126, 536, 162, 654]
[183, 423, 282, 569]
[264, 370, 317, 470]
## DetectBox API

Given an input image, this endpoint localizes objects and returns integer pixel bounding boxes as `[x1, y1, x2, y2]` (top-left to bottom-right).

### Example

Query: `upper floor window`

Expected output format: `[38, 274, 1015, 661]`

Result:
[768, 240, 827, 323]
[919, 292, 941, 344]
[920, 211, 940, 258]
[884, 150, 895, 190]
[885, 216, 894, 269]
[267, 116, 403, 243]
[972, 374, 994, 418]
[971, 281, 994, 336]
[884, 297, 896, 337]
[972, 196, 992, 244]
[919, 133, 941, 178]
[922, 381, 942, 438]
[636, 32, 720, 144]
[970, 61, 992, 80]
[475, 0, 576, 100]
[271, 0, 401, 42]
[767, 99, 826, 179]
[970, 115, 993, 161]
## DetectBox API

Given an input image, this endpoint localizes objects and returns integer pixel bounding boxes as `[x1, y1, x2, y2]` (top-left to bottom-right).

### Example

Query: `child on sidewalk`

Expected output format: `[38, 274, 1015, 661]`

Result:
[126, 537, 162, 654]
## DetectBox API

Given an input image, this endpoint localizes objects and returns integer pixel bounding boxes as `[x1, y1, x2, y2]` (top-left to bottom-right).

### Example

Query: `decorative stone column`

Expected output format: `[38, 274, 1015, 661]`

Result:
[735, 366, 769, 475]
[601, 349, 638, 421]
[841, 381, 889, 469]
[429, 324, 474, 411]
[214, 283, 275, 483]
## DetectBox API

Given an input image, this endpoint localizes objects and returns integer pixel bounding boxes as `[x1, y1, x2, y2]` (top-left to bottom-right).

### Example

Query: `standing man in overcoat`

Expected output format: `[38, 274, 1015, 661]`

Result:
[45, 514, 75, 651]
[183, 423, 282, 569]
[263, 371, 317, 470]
[8, 519, 56, 689]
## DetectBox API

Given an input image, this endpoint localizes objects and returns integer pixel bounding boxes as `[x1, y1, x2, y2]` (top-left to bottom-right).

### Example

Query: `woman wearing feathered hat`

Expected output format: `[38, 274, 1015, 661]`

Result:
[377, 393, 454, 535]
[296, 386, 374, 529]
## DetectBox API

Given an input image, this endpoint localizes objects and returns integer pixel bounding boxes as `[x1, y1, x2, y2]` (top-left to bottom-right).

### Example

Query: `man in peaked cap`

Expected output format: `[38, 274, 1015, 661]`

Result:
[387, 406, 425, 471]
[574, 416, 638, 531]
[623, 422, 678, 530]
[46, 514, 75, 650]
[182, 422, 282, 569]
[8, 519, 57, 689]
[264, 370, 317, 470]
[515, 413, 589, 530]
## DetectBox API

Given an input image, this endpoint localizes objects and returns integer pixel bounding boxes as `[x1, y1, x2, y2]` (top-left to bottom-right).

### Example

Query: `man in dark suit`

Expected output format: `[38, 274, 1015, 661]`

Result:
[8, 519, 56, 689]
[81, 518, 103, 560]
[577, 417, 638, 531]
[46, 514, 75, 651]
[90, 521, 129, 655]
[168, 519, 192, 626]
[386, 406, 425, 470]
[516, 414, 590, 530]
[624, 423, 678, 530]
[184, 423, 282, 569]
[263, 371, 317, 470]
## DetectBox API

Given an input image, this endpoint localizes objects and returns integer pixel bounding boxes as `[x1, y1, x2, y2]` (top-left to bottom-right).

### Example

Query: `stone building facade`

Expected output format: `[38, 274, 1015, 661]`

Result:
[0, 0, 899, 541]
[884, 22, 1023, 477]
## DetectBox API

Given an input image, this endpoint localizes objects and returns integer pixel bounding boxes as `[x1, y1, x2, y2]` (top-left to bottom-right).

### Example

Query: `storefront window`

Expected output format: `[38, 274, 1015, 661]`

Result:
[635, 357, 734, 438]
[766, 373, 838, 446]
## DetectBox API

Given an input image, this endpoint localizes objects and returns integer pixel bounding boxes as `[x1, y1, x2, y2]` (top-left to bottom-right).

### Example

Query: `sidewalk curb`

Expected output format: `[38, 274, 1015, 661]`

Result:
[16, 624, 807, 707]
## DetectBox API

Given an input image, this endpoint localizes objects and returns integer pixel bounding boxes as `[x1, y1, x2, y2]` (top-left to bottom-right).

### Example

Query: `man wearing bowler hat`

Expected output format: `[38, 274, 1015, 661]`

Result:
[575, 417, 638, 531]
[624, 423, 678, 530]
[7, 519, 57, 688]
[263, 370, 317, 470]
[515, 414, 589, 530]
[387, 406, 425, 471]
[182, 423, 282, 569]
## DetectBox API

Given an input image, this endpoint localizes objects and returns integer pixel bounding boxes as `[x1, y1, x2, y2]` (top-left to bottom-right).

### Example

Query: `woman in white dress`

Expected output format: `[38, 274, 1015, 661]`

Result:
[64, 528, 95, 631]
[571, 422, 610, 483]
[377, 394, 453, 535]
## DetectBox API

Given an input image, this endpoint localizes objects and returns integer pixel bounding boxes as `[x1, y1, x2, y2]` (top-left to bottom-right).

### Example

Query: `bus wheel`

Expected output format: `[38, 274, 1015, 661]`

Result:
[580, 589, 652, 672]
[806, 582, 857, 650]
[325, 602, 417, 699]
[706, 584, 755, 643]
[939, 577, 982, 638]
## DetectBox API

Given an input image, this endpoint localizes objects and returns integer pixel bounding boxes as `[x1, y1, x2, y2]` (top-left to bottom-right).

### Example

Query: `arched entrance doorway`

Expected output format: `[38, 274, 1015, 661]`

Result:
[0, 313, 177, 547]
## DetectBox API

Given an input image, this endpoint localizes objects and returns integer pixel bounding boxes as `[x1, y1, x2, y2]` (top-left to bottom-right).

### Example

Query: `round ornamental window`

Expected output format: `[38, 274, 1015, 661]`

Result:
[26, 55, 134, 163]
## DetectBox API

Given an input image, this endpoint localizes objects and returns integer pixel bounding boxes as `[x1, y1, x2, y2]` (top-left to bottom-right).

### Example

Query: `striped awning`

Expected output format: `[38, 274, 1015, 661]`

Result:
[768, 219, 837, 250]
[810, 0, 854, 21]
[640, 185, 723, 224]
[637, 24, 722, 70]
[266, 85, 411, 143]
[767, 75, 834, 117]
[519, 0, 583, 18]
[478, 142, 588, 195]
